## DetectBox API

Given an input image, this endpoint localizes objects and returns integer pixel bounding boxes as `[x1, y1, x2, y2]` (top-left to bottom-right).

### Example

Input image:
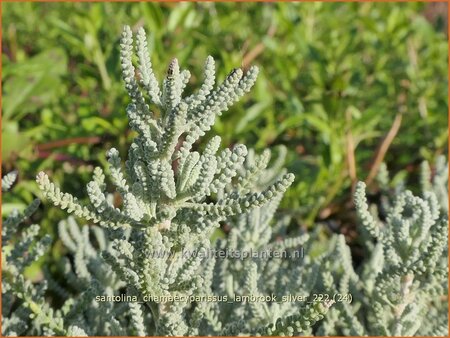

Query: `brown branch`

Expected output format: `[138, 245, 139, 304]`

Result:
[345, 109, 357, 194]
[242, 23, 277, 70]
[365, 113, 403, 186]
[36, 136, 102, 151]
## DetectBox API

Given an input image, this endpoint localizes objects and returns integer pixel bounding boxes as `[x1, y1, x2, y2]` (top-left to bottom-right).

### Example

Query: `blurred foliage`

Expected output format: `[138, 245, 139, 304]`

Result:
[2, 2, 448, 228]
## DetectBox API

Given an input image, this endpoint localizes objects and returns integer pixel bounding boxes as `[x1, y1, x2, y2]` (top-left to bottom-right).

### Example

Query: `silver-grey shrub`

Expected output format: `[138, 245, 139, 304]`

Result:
[2, 25, 447, 337]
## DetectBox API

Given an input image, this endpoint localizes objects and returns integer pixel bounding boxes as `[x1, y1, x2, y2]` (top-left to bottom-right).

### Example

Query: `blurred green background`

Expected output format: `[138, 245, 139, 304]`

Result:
[2, 2, 448, 234]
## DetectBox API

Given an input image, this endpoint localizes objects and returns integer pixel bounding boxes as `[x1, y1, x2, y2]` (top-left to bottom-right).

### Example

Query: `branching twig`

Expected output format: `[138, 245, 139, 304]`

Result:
[365, 113, 402, 186]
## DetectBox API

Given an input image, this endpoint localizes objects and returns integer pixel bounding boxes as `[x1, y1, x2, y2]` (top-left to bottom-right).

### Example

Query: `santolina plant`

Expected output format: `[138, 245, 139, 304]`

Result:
[2, 26, 448, 336]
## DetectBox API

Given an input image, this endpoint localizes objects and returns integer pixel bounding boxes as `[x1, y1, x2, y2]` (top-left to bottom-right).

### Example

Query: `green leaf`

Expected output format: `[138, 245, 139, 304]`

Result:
[3, 48, 67, 121]
[236, 101, 270, 133]
[1, 121, 33, 162]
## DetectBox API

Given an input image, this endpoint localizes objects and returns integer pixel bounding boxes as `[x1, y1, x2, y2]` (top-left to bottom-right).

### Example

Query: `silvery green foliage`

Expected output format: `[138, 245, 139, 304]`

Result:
[186, 146, 334, 336]
[421, 155, 448, 214]
[1, 172, 54, 335]
[35, 26, 301, 336]
[36, 26, 294, 228]
[46, 215, 147, 336]
[2, 170, 18, 192]
[31, 147, 332, 336]
[1, 174, 124, 336]
[316, 157, 448, 336]
[8, 24, 446, 337]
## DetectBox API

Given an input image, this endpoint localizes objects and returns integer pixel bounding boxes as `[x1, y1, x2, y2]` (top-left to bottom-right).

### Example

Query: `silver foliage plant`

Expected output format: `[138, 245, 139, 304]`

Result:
[204, 156, 448, 337]
[316, 159, 448, 336]
[34, 25, 331, 336]
[37, 25, 294, 230]
[3, 25, 447, 336]
[2, 172, 54, 335]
